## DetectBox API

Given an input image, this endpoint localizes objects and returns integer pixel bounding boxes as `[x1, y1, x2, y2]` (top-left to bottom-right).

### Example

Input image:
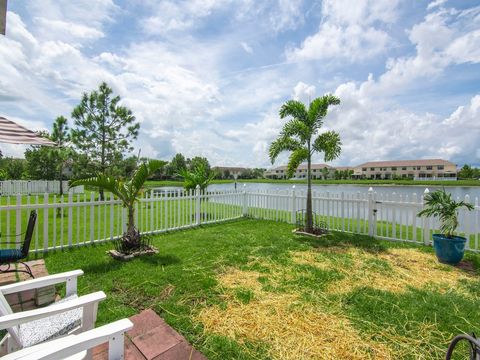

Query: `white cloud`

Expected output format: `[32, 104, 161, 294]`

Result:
[427, 0, 447, 10]
[287, 0, 399, 62]
[240, 42, 253, 54]
[33, 18, 105, 41]
[1, 1, 479, 169]
[142, 0, 229, 35]
[293, 82, 315, 103]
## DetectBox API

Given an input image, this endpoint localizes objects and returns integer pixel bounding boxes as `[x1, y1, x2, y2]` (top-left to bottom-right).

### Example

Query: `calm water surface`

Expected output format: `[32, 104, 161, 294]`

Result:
[207, 182, 480, 200]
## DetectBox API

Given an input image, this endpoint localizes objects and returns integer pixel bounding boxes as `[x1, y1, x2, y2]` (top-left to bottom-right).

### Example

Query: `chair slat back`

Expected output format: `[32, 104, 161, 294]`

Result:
[0, 292, 21, 344]
[21, 211, 37, 257]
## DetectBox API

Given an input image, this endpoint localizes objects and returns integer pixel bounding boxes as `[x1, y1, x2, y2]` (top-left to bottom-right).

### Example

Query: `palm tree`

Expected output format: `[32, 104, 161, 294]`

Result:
[269, 95, 341, 233]
[70, 159, 165, 252]
[179, 162, 215, 192]
[418, 189, 474, 238]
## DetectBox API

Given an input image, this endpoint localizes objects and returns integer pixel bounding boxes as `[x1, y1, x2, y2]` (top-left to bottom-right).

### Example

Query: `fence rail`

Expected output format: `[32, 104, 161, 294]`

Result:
[0, 186, 478, 254]
[0, 180, 84, 195]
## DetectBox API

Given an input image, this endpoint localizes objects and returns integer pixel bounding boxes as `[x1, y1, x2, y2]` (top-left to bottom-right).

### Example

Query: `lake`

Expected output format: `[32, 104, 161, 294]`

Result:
[207, 182, 480, 200]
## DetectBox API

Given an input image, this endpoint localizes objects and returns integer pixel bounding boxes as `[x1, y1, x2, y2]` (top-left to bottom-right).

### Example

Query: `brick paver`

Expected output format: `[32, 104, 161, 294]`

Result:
[93, 309, 207, 360]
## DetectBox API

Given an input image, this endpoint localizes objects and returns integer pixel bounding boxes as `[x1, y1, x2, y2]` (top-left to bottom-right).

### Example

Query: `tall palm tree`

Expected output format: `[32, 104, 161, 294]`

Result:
[70, 159, 165, 252]
[269, 95, 341, 233]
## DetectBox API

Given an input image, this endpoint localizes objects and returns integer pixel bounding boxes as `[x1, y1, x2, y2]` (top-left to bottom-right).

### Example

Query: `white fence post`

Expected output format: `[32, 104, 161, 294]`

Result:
[422, 188, 430, 245]
[68, 190, 73, 248]
[368, 187, 376, 237]
[43, 193, 49, 253]
[290, 185, 296, 224]
[242, 184, 248, 217]
[15, 194, 21, 247]
[195, 185, 201, 225]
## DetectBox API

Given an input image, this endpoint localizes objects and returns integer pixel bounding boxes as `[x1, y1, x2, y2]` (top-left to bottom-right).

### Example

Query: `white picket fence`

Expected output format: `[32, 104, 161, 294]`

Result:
[0, 186, 478, 254]
[0, 180, 84, 195]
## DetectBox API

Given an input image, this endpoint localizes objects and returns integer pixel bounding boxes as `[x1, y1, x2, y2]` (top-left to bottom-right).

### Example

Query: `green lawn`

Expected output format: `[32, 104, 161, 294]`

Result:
[43, 219, 480, 359]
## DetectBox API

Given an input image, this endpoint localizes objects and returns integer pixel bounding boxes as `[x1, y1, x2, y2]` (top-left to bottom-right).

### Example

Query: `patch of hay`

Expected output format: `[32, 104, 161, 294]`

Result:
[197, 247, 476, 359]
[291, 247, 473, 295]
[198, 271, 391, 359]
[218, 268, 265, 294]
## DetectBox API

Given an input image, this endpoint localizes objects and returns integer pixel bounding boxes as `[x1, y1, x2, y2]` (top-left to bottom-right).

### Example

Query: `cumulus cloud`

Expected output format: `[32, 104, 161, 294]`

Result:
[1, 0, 479, 168]
[287, 0, 399, 62]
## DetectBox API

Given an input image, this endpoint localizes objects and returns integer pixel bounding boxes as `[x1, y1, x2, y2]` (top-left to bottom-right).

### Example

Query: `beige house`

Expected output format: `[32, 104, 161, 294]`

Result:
[353, 159, 457, 180]
[264, 164, 331, 179]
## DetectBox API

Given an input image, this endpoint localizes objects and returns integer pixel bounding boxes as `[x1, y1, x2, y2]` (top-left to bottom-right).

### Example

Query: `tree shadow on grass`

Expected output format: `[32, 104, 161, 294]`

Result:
[138, 253, 181, 266]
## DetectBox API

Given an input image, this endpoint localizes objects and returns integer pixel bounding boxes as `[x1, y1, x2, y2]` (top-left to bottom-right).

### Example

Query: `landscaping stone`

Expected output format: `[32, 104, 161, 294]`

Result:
[292, 228, 328, 238]
[107, 246, 159, 261]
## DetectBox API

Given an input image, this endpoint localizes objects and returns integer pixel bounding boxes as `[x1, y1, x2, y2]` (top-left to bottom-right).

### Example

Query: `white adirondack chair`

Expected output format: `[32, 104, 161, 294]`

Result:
[0, 270, 106, 355]
[1, 318, 133, 360]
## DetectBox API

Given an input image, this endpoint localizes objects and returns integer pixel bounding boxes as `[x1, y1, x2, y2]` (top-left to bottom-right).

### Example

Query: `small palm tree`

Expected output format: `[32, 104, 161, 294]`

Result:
[179, 163, 215, 192]
[418, 189, 474, 238]
[269, 95, 341, 233]
[70, 159, 165, 252]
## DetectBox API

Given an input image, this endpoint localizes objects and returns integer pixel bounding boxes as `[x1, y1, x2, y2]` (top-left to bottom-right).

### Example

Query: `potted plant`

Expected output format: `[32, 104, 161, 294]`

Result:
[417, 189, 474, 265]
[70, 159, 165, 260]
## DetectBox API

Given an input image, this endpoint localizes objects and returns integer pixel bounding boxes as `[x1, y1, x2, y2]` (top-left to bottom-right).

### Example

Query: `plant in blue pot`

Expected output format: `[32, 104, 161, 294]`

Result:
[418, 189, 474, 265]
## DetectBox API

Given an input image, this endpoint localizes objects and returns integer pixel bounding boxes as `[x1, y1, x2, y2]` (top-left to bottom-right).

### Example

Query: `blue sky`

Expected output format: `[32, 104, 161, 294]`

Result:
[1, 0, 479, 167]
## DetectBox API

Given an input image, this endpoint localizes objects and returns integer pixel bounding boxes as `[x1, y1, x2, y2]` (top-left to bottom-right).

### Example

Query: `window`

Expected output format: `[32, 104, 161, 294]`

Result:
[402, 167, 407, 170]
[426, 166, 432, 170]
[370, 167, 375, 171]
[437, 165, 444, 170]
[391, 167, 397, 171]
[362, 168, 367, 171]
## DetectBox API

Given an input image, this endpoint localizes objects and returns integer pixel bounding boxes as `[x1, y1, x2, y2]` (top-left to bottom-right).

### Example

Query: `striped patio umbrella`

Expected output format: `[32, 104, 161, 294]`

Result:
[0, 116, 56, 146]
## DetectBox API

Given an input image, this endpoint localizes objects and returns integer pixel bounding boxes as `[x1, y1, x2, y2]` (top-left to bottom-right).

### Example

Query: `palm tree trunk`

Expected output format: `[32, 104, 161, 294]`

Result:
[127, 206, 135, 235]
[305, 155, 313, 233]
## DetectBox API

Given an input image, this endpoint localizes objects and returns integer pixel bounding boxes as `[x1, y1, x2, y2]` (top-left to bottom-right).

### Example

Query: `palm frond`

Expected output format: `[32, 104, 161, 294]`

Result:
[307, 95, 340, 128]
[179, 163, 214, 191]
[268, 136, 303, 163]
[281, 119, 311, 142]
[418, 189, 474, 237]
[130, 160, 165, 196]
[279, 100, 307, 121]
[286, 148, 308, 178]
[70, 175, 127, 203]
[312, 131, 342, 162]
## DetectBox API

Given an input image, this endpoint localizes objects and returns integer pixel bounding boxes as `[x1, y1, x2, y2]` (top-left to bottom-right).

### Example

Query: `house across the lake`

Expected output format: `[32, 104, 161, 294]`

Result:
[352, 159, 457, 180]
[264, 159, 457, 181]
[264, 164, 332, 179]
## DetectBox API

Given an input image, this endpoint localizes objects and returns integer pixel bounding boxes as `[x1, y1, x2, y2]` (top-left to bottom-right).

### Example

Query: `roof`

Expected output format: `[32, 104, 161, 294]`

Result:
[0, 117, 56, 146]
[334, 166, 353, 171]
[268, 163, 331, 171]
[356, 159, 455, 168]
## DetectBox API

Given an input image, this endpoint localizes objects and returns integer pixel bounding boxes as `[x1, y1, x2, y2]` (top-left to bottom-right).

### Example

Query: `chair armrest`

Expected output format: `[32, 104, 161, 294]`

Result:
[0, 291, 106, 330]
[0, 270, 83, 296]
[1, 319, 134, 360]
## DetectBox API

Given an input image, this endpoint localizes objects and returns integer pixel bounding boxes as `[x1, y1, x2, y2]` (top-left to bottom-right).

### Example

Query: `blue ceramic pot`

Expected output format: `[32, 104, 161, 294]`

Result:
[432, 234, 466, 265]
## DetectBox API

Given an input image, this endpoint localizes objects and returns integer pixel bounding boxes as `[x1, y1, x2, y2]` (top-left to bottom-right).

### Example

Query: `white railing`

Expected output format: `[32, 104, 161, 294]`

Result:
[0, 188, 244, 253]
[0, 181, 84, 195]
[246, 187, 480, 250]
[0, 186, 478, 254]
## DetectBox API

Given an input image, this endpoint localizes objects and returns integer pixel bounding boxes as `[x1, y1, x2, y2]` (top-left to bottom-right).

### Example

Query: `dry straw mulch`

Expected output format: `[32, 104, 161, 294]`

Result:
[197, 245, 476, 359]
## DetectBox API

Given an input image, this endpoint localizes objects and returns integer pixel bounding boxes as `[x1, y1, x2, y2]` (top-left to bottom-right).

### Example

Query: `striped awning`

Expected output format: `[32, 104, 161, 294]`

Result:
[0, 116, 56, 146]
